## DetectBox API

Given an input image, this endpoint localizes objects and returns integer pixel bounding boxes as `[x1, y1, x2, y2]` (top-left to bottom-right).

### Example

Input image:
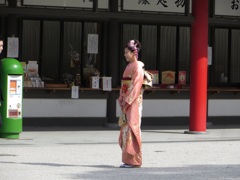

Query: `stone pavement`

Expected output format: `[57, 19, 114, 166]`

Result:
[0, 125, 240, 180]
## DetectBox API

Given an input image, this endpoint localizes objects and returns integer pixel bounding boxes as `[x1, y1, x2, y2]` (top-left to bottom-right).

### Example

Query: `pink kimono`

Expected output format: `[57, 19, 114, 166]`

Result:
[118, 60, 144, 166]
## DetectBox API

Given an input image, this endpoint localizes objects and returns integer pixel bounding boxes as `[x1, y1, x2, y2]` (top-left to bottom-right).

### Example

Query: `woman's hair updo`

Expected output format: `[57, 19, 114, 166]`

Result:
[126, 39, 141, 58]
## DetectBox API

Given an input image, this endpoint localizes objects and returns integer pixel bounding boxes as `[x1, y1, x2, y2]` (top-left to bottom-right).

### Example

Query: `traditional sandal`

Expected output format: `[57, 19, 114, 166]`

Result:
[119, 164, 141, 168]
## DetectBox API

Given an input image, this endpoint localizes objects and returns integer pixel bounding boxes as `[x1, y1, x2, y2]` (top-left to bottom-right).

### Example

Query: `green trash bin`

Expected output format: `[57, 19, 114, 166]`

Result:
[0, 58, 23, 139]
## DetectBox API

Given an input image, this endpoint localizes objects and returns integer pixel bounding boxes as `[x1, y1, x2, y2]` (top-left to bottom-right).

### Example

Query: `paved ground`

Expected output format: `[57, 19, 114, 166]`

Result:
[0, 125, 240, 180]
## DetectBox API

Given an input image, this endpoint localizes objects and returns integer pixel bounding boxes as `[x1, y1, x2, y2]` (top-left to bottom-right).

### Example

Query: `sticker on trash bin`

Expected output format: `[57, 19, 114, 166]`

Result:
[8, 109, 18, 117]
[7, 75, 22, 118]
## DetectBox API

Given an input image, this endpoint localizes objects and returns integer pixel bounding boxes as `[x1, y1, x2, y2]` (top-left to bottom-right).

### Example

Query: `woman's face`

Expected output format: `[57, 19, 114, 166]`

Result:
[124, 48, 135, 62]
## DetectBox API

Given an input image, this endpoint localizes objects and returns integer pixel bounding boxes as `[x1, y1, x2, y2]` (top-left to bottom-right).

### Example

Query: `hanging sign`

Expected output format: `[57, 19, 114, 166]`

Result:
[208, 46, 212, 65]
[122, 0, 187, 13]
[0, 0, 6, 5]
[22, 0, 108, 9]
[87, 34, 98, 54]
[7, 37, 19, 58]
[215, 0, 240, 16]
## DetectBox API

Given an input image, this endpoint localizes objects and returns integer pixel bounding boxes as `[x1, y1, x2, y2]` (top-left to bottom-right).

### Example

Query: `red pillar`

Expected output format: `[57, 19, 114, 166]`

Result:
[189, 0, 208, 133]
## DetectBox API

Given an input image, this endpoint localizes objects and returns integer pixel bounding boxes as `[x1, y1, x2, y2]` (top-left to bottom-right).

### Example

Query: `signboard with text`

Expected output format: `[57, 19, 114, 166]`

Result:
[215, 0, 240, 16]
[0, 0, 6, 5]
[7, 75, 23, 118]
[122, 0, 187, 13]
[22, 0, 108, 9]
[7, 37, 19, 58]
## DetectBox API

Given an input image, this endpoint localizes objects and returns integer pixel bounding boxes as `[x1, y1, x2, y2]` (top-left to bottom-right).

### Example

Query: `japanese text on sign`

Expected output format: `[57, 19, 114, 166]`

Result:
[215, 0, 240, 16]
[123, 0, 186, 13]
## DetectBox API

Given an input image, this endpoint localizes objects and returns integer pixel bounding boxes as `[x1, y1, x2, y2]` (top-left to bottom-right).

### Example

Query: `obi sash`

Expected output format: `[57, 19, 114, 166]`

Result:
[121, 77, 131, 94]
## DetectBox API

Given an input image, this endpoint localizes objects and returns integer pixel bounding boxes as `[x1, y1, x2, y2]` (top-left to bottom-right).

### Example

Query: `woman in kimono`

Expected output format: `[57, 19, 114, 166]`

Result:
[0, 35, 3, 54]
[118, 39, 144, 168]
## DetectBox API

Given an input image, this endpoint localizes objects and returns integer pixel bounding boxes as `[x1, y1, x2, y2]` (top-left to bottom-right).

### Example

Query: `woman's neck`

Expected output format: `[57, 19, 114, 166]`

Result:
[129, 58, 137, 63]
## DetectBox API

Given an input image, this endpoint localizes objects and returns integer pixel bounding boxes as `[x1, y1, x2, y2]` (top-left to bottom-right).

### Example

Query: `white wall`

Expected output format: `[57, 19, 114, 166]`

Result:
[116, 99, 240, 117]
[208, 99, 240, 116]
[23, 99, 107, 117]
[116, 99, 190, 117]
[23, 98, 240, 118]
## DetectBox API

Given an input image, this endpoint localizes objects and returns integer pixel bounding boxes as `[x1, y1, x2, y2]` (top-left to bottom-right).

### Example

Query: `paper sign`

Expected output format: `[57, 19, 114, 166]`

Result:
[71, 86, 79, 99]
[101, 77, 112, 91]
[87, 34, 98, 54]
[178, 71, 186, 85]
[208, 46, 212, 65]
[7, 37, 19, 58]
[0, 0, 6, 5]
[90, 76, 100, 89]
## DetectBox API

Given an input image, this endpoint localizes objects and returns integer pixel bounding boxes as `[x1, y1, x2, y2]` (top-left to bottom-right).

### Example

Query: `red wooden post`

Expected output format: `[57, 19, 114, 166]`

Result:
[188, 0, 209, 133]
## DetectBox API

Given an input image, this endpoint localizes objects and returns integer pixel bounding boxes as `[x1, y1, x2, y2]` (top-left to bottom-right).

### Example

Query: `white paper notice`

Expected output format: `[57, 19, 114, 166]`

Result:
[87, 34, 98, 54]
[71, 86, 79, 99]
[0, 0, 6, 5]
[7, 37, 19, 58]
[208, 46, 212, 65]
